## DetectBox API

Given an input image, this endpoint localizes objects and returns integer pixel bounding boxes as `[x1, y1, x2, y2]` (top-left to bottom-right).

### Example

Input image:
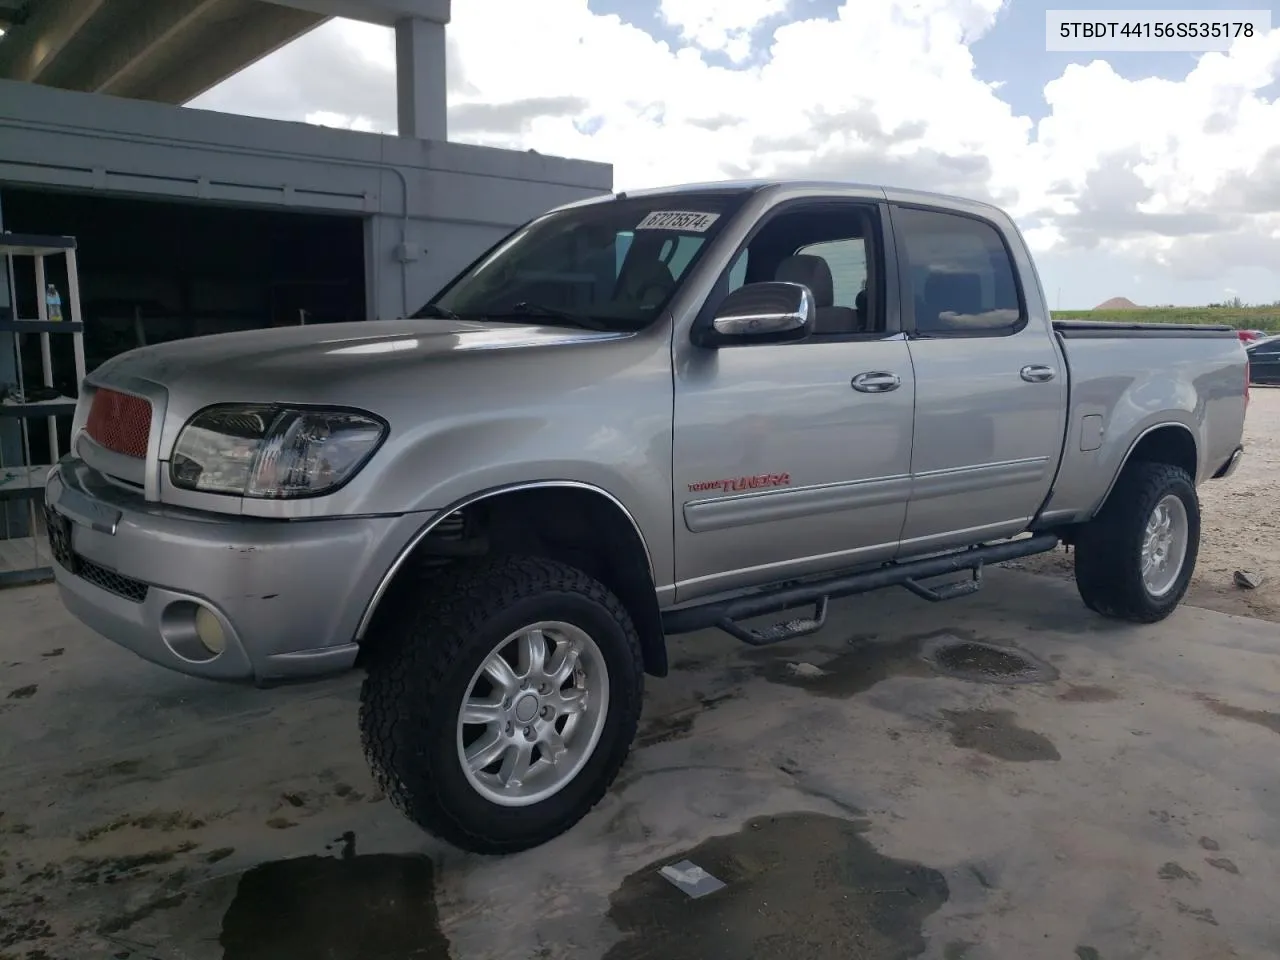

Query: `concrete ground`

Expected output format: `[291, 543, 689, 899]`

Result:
[2, 570, 1279, 960]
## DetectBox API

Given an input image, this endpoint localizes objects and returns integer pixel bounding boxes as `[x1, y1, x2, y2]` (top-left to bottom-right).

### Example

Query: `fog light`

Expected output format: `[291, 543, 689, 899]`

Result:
[195, 607, 227, 655]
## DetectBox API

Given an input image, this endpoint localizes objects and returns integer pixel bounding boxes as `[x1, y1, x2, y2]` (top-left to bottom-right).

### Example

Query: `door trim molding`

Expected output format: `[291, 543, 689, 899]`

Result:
[682, 456, 1048, 533]
[684, 473, 911, 533]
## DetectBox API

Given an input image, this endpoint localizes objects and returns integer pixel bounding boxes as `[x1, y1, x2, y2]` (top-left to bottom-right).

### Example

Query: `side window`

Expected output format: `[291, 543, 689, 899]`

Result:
[794, 238, 867, 309]
[726, 249, 748, 293]
[708, 204, 883, 338]
[614, 231, 635, 278]
[894, 206, 1023, 336]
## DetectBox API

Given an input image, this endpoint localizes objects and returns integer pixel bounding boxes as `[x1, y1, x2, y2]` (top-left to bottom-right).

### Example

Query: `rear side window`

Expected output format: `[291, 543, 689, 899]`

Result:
[893, 206, 1023, 336]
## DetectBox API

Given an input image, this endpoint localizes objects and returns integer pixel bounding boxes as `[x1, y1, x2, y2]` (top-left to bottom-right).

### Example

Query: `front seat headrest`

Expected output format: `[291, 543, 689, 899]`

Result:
[774, 254, 835, 308]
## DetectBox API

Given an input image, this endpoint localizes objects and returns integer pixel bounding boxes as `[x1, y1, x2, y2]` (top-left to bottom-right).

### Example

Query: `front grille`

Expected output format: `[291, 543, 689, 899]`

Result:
[85, 388, 152, 459]
[75, 556, 149, 603]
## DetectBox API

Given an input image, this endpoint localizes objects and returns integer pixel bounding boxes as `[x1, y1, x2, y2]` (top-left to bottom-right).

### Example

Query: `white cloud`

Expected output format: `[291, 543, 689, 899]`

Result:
[658, 0, 789, 62]
[190, 0, 1280, 291]
[306, 110, 378, 132]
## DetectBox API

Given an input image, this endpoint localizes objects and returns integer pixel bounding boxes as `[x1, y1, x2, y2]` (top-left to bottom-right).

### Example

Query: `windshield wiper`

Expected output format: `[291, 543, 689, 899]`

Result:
[411, 302, 462, 320]
[499, 301, 610, 332]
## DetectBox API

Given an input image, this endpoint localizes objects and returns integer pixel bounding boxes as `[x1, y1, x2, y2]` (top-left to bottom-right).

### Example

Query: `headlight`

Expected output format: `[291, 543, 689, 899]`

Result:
[170, 404, 387, 499]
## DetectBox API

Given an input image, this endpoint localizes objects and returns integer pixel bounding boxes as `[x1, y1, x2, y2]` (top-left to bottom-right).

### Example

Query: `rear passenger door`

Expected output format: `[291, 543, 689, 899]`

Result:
[890, 201, 1066, 555]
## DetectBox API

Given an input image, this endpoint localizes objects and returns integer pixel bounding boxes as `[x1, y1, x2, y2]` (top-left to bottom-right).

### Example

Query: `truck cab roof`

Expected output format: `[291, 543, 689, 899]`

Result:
[554, 178, 1009, 218]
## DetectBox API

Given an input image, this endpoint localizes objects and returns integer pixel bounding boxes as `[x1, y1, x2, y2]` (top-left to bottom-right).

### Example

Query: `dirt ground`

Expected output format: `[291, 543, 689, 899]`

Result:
[1013, 386, 1279, 622]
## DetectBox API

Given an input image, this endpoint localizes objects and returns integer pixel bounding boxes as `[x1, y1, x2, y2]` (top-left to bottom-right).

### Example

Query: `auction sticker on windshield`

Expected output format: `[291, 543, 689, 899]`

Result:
[636, 211, 721, 232]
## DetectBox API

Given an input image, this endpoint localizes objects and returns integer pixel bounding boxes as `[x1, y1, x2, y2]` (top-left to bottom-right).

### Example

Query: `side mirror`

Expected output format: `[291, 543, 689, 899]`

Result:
[701, 281, 815, 346]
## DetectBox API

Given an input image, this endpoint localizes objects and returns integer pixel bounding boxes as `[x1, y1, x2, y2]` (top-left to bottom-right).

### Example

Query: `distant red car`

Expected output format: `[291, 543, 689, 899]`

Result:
[1237, 329, 1268, 343]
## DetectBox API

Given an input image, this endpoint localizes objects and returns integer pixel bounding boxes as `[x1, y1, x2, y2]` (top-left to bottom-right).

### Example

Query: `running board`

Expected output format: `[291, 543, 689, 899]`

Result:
[903, 565, 983, 602]
[662, 534, 1058, 645]
[716, 597, 829, 647]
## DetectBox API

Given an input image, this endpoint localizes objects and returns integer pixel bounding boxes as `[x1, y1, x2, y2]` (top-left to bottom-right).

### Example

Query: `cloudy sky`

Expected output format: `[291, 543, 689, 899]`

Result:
[189, 0, 1280, 310]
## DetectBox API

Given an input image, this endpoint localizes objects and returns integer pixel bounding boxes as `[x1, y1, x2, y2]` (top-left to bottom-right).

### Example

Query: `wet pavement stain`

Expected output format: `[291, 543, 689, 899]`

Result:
[748, 634, 932, 698]
[1205, 857, 1240, 875]
[1172, 900, 1218, 925]
[602, 811, 948, 960]
[942, 709, 1061, 762]
[1195, 694, 1280, 735]
[1075, 947, 1101, 960]
[70, 842, 199, 885]
[1157, 862, 1200, 883]
[6, 685, 37, 700]
[99, 892, 187, 936]
[637, 692, 737, 747]
[76, 811, 205, 842]
[921, 636, 1058, 686]
[749, 630, 1055, 698]
[1058, 684, 1120, 703]
[219, 850, 450, 960]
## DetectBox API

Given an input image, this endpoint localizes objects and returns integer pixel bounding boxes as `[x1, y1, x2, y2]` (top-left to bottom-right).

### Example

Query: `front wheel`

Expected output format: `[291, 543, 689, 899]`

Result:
[359, 555, 644, 854]
[1074, 461, 1200, 622]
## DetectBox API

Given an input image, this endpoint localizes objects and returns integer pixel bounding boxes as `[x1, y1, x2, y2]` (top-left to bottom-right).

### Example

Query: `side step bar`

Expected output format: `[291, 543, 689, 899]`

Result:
[661, 533, 1060, 646]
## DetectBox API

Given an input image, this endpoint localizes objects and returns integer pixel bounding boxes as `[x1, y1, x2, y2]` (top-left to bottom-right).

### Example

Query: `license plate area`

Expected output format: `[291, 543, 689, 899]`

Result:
[44, 505, 77, 572]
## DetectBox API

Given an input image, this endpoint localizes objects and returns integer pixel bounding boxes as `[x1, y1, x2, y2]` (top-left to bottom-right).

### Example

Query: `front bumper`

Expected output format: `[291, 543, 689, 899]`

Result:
[44, 458, 433, 684]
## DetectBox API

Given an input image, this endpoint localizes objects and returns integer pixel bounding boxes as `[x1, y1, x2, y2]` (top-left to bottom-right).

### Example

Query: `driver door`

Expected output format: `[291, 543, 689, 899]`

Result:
[671, 199, 915, 602]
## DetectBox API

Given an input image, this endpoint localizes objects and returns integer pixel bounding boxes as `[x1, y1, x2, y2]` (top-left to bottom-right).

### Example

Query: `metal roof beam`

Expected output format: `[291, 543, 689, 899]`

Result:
[71, 0, 227, 95]
[264, 0, 449, 26]
[0, 0, 107, 82]
[138, 2, 326, 104]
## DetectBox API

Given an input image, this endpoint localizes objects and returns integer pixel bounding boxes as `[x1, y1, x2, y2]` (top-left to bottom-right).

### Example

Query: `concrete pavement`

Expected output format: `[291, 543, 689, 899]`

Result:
[1, 568, 1278, 959]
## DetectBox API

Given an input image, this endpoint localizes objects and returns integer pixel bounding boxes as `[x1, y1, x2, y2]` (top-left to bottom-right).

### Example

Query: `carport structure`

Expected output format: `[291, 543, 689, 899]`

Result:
[0, 0, 612, 580]
[0, 0, 451, 139]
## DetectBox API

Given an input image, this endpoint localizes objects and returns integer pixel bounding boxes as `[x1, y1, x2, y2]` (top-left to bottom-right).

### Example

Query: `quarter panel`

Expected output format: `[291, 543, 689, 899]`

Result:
[1038, 335, 1247, 521]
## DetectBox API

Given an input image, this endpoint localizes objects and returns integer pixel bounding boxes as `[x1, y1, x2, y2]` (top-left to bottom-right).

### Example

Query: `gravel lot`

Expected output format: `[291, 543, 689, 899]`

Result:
[1015, 386, 1279, 622]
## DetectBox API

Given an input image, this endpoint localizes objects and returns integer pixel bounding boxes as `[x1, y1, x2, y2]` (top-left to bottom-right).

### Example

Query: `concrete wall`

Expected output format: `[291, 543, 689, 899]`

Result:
[0, 79, 613, 321]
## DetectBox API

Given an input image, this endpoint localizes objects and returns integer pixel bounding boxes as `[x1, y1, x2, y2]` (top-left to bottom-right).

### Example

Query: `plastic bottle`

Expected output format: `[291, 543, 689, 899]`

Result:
[45, 283, 63, 322]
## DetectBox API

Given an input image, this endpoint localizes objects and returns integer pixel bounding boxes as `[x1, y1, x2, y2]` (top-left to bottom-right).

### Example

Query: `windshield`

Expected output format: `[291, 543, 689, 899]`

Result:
[418, 193, 747, 330]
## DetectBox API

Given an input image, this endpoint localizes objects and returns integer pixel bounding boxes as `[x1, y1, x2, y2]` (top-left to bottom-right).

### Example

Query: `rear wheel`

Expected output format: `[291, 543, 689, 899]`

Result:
[1074, 461, 1199, 623]
[359, 555, 644, 854]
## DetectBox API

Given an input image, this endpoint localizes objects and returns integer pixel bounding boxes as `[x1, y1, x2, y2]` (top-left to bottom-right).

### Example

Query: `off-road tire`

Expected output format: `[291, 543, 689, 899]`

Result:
[358, 555, 644, 854]
[1074, 461, 1199, 623]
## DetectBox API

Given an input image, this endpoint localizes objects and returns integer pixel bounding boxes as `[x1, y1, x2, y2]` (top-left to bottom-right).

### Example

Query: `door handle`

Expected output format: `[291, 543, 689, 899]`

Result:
[851, 371, 901, 393]
[1020, 364, 1056, 383]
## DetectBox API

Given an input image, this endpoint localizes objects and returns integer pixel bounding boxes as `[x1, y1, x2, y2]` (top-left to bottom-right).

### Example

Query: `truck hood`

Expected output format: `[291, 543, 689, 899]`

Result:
[92, 318, 630, 398]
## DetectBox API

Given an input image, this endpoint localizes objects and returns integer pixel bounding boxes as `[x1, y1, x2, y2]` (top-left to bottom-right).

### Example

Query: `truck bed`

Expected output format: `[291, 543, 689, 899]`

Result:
[1053, 320, 1237, 339]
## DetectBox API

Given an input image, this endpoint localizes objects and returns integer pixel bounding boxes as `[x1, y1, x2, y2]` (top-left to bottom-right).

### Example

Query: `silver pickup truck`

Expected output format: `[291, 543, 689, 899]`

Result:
[44, 179, 1247, 854]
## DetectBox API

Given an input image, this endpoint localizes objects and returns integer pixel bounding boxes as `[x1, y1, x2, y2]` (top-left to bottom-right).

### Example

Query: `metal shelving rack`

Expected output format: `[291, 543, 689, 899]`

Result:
[0, 233, 87, 587]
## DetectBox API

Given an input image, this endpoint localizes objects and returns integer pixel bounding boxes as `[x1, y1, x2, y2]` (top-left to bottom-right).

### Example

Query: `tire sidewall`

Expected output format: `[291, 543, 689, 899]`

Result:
[1131, 468, 1199, 614]
[417, 586, 640, 843]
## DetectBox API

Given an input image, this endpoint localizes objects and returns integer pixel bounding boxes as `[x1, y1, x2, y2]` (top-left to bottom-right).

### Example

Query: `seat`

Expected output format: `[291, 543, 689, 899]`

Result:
[918, 270, 983, 331]
[774, 254, 859, 334]
[617, 259, 676, 309]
